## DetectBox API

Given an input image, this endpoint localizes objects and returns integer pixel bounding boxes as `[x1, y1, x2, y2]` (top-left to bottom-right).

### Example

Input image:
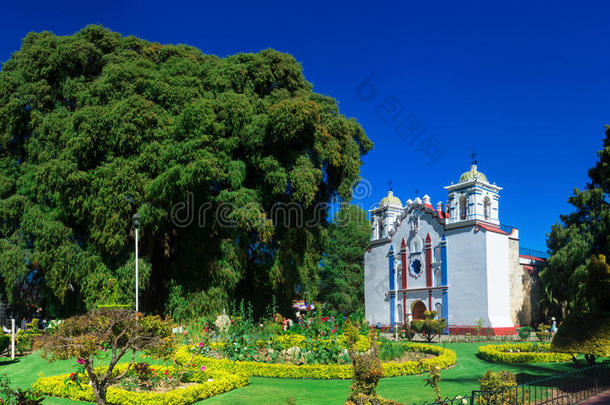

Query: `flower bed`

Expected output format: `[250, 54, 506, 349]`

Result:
[477, 343, 572, 363]
[33, 363, 249, 405]
[175, 343, 457, 379]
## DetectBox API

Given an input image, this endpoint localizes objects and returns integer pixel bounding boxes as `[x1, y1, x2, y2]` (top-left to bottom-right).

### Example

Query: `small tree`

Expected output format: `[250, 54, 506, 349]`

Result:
[345, 330, 401, 405]
[411, 311, 446, 343]
[38, 308, 175, 405]
[423, 366, 442, 402]
[551, 312, 610, 367]
[474, 318, 485, 338]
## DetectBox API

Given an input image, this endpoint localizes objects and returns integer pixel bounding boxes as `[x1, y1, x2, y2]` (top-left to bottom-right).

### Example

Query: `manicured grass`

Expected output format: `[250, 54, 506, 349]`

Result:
[0, 343, 582, 405]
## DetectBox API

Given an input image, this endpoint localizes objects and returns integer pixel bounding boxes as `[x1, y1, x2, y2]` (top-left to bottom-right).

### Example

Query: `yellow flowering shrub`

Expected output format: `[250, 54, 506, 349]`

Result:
[175, 342, 456, 380]
[478, 343, 572, 363]
[33, 364, 249, 405]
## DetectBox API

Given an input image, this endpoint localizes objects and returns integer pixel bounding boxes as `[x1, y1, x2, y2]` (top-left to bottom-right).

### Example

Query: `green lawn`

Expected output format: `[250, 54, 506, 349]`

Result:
[0, 343, 581, 405]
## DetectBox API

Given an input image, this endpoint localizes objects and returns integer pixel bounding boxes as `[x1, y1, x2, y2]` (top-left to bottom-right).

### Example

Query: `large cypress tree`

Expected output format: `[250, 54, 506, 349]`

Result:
[0, 26, 372, 319]
[540, 126, 610, 318]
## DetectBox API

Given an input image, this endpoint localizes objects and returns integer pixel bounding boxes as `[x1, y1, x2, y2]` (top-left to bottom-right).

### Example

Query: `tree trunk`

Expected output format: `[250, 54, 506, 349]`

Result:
[570, 353, 582, 368]
[92, 382, 107, 405]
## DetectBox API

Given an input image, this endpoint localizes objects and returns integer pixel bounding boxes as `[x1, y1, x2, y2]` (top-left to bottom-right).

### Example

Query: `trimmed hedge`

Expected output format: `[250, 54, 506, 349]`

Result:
[33, 364, 249, 405]
[478, 343, 572, 363]
[175, 343, 457, 379]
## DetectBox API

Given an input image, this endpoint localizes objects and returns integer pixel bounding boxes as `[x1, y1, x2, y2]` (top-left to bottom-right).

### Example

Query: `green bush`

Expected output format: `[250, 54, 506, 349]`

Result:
[551, 312, 610, 366]
[0, 335, 10, 355]
[480, 370, 517, 391]
[410, 317, 446, 343]
[479, 370, 521, 404]
[535, 324, 551, 342]
[477, 343, 571, 363]
[517, 326, 532, 341]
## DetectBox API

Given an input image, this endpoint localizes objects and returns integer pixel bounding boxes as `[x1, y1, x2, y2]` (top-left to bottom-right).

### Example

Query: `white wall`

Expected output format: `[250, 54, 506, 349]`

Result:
[364, 243, 391, 325]
[446, 226, 489, 326]
[485, 231, 514, 328]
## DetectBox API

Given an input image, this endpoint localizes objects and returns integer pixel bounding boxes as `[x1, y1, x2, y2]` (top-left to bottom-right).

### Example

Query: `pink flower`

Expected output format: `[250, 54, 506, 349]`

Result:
[76, 358, 86, 365]
[200, 366, 206, 372]
[199, 342, 204, 347]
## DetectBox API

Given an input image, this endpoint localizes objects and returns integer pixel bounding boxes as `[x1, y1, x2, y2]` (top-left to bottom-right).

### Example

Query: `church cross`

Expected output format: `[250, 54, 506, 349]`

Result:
[471, 151, 478, 165]
[388, 180, 393, 191]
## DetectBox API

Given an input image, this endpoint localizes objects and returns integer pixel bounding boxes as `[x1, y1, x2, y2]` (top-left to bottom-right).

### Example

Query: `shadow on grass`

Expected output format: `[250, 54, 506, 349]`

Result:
[0, 359, 19, 366]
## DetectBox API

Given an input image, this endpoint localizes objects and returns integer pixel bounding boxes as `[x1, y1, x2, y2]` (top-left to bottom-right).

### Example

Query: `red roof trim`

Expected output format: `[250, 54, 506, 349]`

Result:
[476, 222, 509, 235]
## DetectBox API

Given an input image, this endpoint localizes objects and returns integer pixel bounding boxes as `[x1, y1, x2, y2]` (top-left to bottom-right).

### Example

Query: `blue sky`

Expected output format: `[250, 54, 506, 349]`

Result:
[2, 1, 609, 251]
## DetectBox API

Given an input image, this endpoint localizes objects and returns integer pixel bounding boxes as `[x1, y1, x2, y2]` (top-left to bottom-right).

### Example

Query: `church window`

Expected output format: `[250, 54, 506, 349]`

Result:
[459, 195, 467, 220]
[411, 259, 422, 277]
[412, 215, 418, 231]
[434, 246, 441, 262]
[435, 269, 442, 286]
[484, 196, 491, 220]
[435, 303, 442, 319]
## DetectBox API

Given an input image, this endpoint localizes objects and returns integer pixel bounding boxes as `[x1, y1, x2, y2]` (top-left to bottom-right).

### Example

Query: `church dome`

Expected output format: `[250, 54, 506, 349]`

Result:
[459, 164, 488, 183]
[380, 190, 402, 207]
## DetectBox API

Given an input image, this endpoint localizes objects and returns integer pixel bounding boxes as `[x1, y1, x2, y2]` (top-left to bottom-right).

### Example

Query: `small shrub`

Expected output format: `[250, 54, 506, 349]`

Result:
[423, 366, 442, 402]
[480, 370, 517, 391]
[0, 374, 45, 405]
[0, 335, 10, 355]
[479, 370, 518, 404]
[517, 326, 532, 341]
[378, 340, 406, 361]
[535, 324, 551, 342]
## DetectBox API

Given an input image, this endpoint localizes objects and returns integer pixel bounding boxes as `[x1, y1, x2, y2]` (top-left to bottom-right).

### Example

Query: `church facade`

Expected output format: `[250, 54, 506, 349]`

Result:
[364, 165, 544, 335]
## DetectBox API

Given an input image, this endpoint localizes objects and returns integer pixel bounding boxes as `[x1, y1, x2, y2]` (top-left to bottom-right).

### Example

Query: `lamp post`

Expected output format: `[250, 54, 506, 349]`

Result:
[132, 213, 141, 313]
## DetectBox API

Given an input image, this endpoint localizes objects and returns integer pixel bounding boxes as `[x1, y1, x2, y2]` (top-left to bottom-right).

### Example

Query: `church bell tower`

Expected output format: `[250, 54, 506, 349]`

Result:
[444, 164, 501, 226]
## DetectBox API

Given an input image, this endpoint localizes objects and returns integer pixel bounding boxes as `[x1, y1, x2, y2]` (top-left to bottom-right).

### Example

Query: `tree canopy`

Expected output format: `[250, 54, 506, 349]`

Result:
[539, 126, 610, 318]
[319, 204, 370, 315]
[0, 25, 372, 319]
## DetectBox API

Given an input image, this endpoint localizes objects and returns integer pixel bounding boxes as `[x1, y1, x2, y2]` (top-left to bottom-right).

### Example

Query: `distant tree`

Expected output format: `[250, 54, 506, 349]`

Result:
[0, 25, 372, 318]
[540, 126, 610, 318]
[38, 308, 174, 405]
[319, 204, 370, 315]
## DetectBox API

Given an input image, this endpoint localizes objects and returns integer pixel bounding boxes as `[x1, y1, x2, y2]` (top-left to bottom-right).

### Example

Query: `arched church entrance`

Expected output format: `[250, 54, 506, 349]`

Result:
[411, 300, 426, 320]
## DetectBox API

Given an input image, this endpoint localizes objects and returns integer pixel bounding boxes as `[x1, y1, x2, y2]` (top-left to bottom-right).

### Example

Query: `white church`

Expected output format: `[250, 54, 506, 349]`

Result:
[364, 164, 545, 335]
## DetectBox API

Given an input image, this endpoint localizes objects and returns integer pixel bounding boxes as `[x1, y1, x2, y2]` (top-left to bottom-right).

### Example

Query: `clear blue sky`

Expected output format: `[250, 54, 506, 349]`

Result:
[2, 0, 609, 251]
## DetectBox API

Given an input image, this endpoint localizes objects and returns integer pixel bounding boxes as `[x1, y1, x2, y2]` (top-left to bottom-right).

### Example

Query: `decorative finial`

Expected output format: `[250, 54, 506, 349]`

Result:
[388, 180, 393, 191]
[470, 151, 478, 165]
[415, 188, 419, 197]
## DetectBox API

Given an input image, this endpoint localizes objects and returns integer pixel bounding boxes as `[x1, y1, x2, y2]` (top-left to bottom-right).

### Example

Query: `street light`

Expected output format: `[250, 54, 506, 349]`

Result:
[132, 213, 141, 313]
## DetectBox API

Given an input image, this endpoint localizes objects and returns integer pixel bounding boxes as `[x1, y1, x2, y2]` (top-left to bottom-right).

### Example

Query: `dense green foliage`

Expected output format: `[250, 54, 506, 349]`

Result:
[0, 25, 372, 319]
[551, 311, 610, 366]
[410, 311, 446, 343]
[319, 205, 370, 316]
[540, 126, 610, 317]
